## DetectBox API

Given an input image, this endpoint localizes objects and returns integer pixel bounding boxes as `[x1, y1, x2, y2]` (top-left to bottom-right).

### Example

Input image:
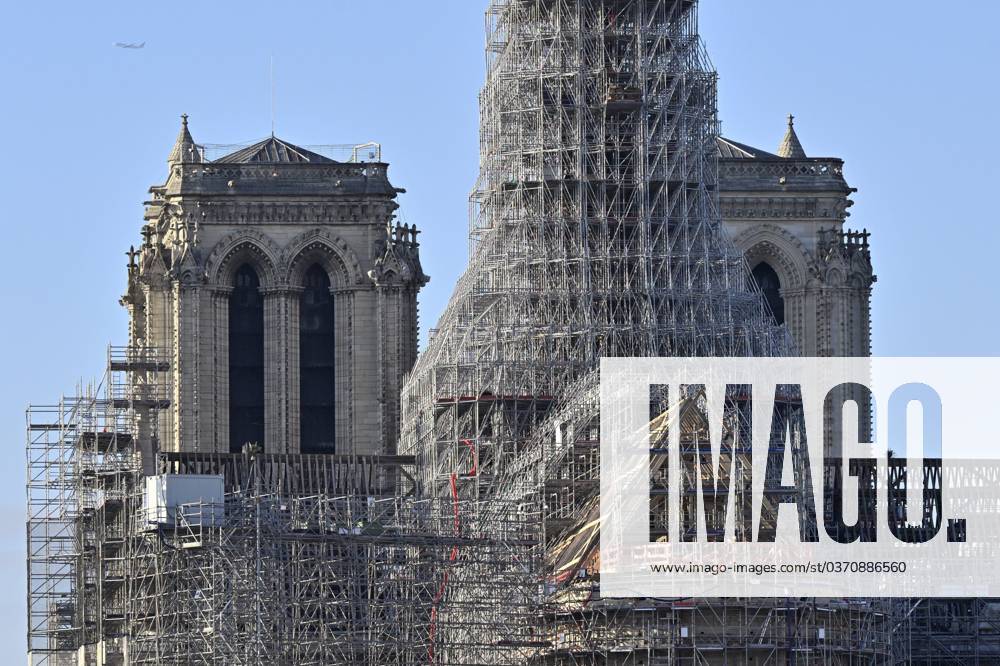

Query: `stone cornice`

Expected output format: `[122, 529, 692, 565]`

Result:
[162, 200, 397, 225]
[260, 286, 305, 297]
[174, 162, 387, 182]
[721, 195, 851, 221]
[329, 285, 373, 294]
[719, 158, 849, 185]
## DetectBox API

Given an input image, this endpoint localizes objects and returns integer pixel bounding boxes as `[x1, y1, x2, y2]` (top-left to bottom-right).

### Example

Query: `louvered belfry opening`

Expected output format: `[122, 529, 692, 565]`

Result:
[300, 264, 336, 453]
[229, 264, 265, 452]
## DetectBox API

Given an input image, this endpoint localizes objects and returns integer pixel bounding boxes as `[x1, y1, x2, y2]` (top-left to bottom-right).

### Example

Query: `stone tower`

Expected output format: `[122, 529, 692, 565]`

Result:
[122, 116, 427, 459]
[718, 114, 875, 357]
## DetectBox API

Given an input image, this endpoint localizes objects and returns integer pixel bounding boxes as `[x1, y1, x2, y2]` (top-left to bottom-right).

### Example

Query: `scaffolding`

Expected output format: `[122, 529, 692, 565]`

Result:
[398, 0, 902, 663]
[403, 0, 787, 493]
[120, 481, 536, 664]
[901, 599, 1000, 664]
[28, 347, 539, 665]
[24, 1, 1000, 664]
[522, 376, 906, 664]
[28, 380, 141, 660]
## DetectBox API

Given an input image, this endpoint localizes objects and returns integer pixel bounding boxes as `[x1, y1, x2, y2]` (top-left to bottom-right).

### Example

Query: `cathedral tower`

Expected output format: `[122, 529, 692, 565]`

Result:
[718, 115, 875, 357]
[123, 117, 427, 459]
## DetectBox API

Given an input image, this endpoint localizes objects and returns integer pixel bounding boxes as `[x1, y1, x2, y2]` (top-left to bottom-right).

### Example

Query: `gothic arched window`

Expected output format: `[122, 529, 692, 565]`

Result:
[751, 262, 785, 326]
[229, 264, 265, 452]
[300, 264, 335, 453]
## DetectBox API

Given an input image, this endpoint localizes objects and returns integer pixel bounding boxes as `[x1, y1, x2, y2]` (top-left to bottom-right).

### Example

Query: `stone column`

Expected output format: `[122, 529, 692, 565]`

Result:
[857, 285, 873, 357]
[262, 288, 289, 454]
[173, 280, 201, 451]
[782, 288, 812, 356]
[378, 286, 402, 455]
[207, 287, 231, 453]
[333, 287, 356, 453]
[143, 281, 175, 452]
[286, 287, 303, 454]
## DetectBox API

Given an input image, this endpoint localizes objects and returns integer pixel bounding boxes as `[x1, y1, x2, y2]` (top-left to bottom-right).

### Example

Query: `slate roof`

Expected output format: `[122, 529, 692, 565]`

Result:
[214, 136, 336, 164]
[716, 136, 781, 160]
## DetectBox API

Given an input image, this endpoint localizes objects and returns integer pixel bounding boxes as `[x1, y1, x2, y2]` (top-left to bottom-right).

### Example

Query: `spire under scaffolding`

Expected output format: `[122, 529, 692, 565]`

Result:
[399, 1, 901, 663]
[25, 2, 998, 664]
[402, 0, 790, 507]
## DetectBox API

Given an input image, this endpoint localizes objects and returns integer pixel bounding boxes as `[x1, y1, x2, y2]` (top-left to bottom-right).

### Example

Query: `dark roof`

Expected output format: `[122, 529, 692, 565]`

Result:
[214, 136, 335, 164]
[716, 136, 781, 160]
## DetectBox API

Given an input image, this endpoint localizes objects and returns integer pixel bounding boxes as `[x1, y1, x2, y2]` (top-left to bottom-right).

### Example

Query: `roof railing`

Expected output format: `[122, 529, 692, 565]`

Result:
[196, 141, 383, 163]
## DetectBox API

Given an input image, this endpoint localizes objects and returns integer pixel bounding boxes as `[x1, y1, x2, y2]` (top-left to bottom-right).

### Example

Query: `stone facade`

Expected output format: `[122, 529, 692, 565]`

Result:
[121, 116, 427, 457]
[718, 115, 875, 358]
[117, 112, 868, 462]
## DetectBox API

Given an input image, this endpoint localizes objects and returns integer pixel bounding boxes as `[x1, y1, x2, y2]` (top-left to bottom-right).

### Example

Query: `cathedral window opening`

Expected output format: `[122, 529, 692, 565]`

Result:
[751, 261, 785, 326]
[300, 264, 336, 452]
[229, 264, 265, 452]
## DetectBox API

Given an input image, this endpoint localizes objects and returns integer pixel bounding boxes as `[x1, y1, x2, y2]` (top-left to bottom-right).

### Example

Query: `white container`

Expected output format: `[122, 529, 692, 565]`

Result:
[144, 474, 224, 527]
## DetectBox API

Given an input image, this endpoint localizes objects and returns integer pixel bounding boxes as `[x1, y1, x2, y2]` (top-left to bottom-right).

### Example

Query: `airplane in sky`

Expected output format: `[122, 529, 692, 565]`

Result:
[114, 42, 145, 49]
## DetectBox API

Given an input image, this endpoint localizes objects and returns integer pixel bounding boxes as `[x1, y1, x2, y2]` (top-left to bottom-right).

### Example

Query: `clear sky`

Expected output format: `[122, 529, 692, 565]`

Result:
[2, 0, 998, 655]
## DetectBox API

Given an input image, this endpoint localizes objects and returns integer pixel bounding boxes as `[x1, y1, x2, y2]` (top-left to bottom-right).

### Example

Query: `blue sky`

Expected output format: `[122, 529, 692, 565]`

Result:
[2, 0, 998, 654]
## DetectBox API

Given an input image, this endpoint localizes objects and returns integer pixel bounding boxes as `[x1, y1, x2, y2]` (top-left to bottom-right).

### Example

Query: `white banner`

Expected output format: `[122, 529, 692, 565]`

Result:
[600, 357, 1000, 597]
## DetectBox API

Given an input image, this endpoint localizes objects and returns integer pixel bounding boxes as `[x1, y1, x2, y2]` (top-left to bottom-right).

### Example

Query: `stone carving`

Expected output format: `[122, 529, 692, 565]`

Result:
[369, 223, 428, 287]
[283, 227, 365, 288]
[205, 228, 283, 288]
